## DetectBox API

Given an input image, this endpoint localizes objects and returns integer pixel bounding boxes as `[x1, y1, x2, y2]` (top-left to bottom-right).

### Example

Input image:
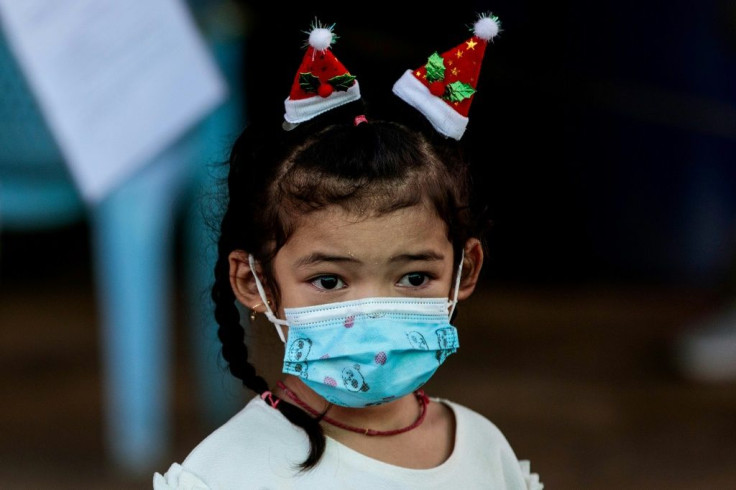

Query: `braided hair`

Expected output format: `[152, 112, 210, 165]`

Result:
[210, 101, 488, 470]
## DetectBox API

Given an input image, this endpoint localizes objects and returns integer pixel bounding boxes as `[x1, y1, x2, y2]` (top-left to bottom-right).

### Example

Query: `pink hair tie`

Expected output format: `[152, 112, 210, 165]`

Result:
[354, 114, 368, 126]
[261, 390, 281, 409]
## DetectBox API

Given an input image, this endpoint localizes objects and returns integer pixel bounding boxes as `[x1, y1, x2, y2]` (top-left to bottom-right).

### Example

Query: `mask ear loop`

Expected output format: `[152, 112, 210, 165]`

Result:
[248, 254, 288, 343]
[448, 249, 465, 319]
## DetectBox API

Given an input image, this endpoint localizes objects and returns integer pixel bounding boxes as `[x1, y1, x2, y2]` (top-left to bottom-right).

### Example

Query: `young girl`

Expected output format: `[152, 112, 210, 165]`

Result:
[154, 14, 543, 489]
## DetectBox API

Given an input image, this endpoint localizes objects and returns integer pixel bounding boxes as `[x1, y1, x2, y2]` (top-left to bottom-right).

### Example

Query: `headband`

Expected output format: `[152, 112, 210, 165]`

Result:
[283, 20, 361, 129]
[283, 14, 501, 140]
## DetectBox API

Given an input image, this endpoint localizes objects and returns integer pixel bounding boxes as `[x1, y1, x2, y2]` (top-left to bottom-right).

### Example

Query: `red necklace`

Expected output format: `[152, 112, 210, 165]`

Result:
[276, 381, 430, 436]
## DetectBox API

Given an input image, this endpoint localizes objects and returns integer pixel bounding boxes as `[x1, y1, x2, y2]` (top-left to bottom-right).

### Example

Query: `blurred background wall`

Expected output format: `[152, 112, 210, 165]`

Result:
[1, 0, 735, 488]
[244, 0, 736, 288]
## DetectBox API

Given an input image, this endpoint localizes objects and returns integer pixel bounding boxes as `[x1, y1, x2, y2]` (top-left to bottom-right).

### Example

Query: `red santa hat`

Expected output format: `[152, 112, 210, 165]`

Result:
[283, 21, 361, 127]
[392, 13, 501, 140]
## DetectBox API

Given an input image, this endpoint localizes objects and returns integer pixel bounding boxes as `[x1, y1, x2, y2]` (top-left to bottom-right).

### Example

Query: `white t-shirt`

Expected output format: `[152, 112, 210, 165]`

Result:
[153, 396, 543, 489]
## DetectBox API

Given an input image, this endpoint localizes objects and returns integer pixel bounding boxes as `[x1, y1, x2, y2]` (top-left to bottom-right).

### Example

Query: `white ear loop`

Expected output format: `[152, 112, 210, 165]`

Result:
[247, 254, 288, 343]
[448, 249, 465, 319]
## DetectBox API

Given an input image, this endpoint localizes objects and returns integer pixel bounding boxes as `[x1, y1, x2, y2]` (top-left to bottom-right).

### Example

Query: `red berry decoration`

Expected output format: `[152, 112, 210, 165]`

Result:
[374, 352, 387, 365]
[344, 315, 355, 328]
[429, 81, 445, 97]
[324, 376, 337, 387]
[318, 83, 334, 98]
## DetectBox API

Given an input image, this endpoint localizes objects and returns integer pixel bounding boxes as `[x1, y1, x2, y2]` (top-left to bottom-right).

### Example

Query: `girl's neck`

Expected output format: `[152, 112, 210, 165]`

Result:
[276, 375, 423, 433]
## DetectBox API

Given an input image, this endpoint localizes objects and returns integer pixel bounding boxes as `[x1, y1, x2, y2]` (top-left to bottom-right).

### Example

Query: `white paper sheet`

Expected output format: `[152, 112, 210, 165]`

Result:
[0, 0, 227, 203]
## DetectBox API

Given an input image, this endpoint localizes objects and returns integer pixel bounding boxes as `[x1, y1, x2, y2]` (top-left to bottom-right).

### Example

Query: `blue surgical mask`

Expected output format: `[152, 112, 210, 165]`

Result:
[248, 253, 463, 407]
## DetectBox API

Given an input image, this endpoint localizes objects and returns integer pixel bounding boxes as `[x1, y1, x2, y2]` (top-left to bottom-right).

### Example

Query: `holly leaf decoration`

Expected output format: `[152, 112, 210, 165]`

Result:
[299, 72, 321, 93]
[425, 52, 446, 82]
[328, 73, 356, 91]
[444, 81, 476, 102]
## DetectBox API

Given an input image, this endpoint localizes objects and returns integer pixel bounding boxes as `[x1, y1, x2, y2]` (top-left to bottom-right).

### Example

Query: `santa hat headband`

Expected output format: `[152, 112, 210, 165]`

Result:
[282, 14, 500, 139]
[283, 20, 361, 128]
[392, 13, 501, 140]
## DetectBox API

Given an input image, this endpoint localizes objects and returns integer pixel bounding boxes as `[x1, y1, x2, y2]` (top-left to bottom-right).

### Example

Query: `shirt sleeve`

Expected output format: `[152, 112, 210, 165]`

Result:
[518, 460, 544, 490]
[153, 463, 210, 490]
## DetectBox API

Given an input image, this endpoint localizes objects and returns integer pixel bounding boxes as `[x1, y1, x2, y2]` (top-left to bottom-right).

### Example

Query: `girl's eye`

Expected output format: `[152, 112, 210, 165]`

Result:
[310, 275, 346, 290]
[397, 272, 430, 288]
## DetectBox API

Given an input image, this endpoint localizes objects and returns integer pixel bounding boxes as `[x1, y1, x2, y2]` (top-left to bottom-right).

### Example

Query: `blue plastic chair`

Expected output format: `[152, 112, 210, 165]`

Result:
[0, 37, 84, 230]
[90, 27, 248, 473]
[0, 2, 246, 473]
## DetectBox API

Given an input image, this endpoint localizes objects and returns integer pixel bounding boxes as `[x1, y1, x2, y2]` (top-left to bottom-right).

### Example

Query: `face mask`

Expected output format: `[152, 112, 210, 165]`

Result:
[248, 253, 464, 407]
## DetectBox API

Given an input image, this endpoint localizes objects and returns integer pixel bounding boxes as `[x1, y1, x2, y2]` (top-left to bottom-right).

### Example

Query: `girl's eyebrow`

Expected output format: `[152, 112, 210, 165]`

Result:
[294, 252, 361, 269]
[389, 251, 445, 263]
[294, 251, 445, 268]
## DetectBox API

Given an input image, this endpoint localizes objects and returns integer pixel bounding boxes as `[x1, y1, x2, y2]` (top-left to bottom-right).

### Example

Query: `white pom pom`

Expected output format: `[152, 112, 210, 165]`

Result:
[474, 14, 500, 41]
[309, 27, 333, 51]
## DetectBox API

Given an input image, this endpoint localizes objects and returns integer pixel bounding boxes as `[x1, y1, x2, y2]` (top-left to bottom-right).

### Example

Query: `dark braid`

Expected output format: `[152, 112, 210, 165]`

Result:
[212, 200, 327, 471]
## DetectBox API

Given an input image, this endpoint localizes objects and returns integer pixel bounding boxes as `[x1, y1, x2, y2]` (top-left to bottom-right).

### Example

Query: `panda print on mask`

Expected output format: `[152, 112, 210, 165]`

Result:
[406, 331, 429, 350]
[285, 337, 312, 379]
[288, 338, 312, 361]
[284, 361, 309, 379]
[435, 327, 459, 363]
[342, 364, 370, 392]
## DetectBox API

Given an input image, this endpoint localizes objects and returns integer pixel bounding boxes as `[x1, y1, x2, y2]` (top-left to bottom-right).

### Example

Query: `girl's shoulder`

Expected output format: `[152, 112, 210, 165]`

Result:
[153, 395, 309, 489]
[435, 397, 544, 490]
[435, 397, 511, 445]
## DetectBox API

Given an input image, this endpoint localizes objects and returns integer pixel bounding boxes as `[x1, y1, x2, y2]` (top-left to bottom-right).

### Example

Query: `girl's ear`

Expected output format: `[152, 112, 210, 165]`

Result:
[229, 250, 271, 313]
[457, 238, 484, 301]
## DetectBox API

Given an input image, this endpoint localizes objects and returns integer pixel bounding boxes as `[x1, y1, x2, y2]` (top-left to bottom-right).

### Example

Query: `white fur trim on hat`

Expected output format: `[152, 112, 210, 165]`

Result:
[283, 82, 361, 124]
[392, 70, 468, 140]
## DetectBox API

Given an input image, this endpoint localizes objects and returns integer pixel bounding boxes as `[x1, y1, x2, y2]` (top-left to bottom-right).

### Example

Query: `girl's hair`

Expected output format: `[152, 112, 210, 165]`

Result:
[211, 100, 488, 470]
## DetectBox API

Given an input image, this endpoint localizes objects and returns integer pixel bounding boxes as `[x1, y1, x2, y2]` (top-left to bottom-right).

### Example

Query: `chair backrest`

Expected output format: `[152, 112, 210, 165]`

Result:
[0, 31, 84, 230]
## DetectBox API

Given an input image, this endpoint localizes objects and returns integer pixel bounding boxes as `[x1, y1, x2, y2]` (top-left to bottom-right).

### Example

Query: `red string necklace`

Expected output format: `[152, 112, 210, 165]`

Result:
[276, 381, 430, 436]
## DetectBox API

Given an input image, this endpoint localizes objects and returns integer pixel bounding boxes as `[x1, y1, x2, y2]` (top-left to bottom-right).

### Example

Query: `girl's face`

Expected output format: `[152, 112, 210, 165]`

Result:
[270, 204, 458, 312]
